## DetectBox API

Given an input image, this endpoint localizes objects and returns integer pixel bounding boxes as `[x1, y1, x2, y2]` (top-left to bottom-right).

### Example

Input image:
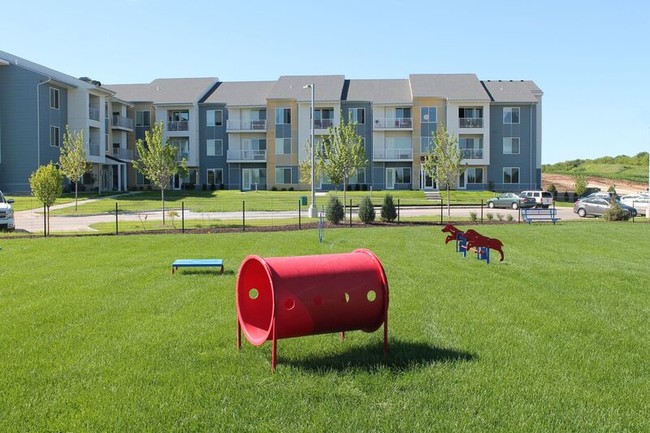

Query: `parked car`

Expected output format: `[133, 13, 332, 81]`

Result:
[619, 194, 649, 213]
[487, 192, 536, 209]
[520, 190, 554, 208]
[573, 196, 637, 218]
[0, 190, 15, 231]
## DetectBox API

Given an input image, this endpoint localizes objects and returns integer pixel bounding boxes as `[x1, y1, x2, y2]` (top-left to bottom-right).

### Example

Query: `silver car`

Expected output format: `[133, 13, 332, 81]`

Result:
[573, 196, 637, 218]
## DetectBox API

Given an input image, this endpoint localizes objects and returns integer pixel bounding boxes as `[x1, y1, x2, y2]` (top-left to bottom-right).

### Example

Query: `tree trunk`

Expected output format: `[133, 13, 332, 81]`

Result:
[343, 178, 348, 219]
[446, 187, 452, 217]
[74, 181, 79, 211]
[161, 188, 166, 225]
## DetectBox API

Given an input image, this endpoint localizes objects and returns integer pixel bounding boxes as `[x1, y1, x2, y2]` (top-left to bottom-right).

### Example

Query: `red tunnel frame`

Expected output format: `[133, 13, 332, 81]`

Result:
[236, 249, 389, 370]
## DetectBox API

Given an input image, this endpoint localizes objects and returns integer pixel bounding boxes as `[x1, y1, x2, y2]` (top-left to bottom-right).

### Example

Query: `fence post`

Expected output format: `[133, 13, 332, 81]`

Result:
[242, 201, 246, 232]
[397, 199, 400, 224]
[298, 199, 301, 229]
[481, 200, 484, 224]
[115, 202, 119, 235]
[349, 199, 352, 227]
[440, 200, 443, 224]
[182, 201, 185, 233]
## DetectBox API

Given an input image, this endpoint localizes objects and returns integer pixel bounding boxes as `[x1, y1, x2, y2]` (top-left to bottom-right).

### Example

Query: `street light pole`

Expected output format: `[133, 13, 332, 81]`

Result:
[304, 83, 318, 217]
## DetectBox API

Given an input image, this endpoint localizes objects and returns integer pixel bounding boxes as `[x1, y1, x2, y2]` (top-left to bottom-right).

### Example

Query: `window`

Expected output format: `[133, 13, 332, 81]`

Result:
[275, 138, 292, 155]
[314, 108, 334, 128]
[275, 108, 291, 125]
[396, 107, 411, 119]
[207, 169, 223, 186]
[275, 167, 292, 184]
[349, 168, 366, 184]
[503, 107, 520, 124]
[421, 107, 436, 123]
[207, 110, 223, 126]
[49, 87, 60, 109]
[503, 137, 520, 154]
[136, 111, 151, 127]
[503, 167, 520, 184]
[466, 168, 484, 184]
[348, 108, 365, 124]
[169, 138, 189, 159]
[50, 126, 60, 147]
[207, 139, 223, 156]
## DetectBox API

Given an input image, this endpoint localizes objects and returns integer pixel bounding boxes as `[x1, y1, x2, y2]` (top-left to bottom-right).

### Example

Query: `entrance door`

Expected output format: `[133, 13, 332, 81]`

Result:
[421, 170, 435, 190]
[173, 174, 182, 190]
[386, 168, 395, 190]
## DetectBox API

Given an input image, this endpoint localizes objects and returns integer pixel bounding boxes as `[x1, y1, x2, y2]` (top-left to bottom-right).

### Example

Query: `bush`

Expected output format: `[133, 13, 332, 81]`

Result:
[381, 194, 397, 222]
[326, 195, 344, 224]
[547, 183, 557, 197]
[358, 196, 376, 224]
[469, 211, 478, 222]
[506, 214, 514, 222]
[486, 213, 494, 221]
[603, 201, 630, 221]
[271, 186, 277, 191]
[496, 213, 504, 221]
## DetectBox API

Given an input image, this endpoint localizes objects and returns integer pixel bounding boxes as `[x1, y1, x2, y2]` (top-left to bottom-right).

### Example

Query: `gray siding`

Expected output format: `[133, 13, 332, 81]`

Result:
[198, 103, 228, 188]
[488, 104, 540, 192]
[0, 64, 67, 192]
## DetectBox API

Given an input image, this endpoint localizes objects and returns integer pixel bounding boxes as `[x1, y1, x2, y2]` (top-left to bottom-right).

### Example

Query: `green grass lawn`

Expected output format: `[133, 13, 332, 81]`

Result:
[1, 223, 648, 431]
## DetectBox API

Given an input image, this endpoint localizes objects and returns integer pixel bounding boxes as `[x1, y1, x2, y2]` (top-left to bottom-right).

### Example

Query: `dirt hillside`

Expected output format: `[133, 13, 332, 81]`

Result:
[542, 173, 648, 195]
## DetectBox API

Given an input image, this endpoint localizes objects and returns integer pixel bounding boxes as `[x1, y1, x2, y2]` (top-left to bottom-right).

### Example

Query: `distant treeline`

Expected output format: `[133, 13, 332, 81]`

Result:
[543, 152, 649, 183]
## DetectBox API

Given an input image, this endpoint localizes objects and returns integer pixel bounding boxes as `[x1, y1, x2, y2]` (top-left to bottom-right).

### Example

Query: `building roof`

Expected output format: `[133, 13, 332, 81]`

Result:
[202, 81, 275, 106]
[268, 75, 346, 102]
[345, 79, 412, 104]
[0, 49, 110, 93]
[106, 77, 218, 104]
[481, 80, 542, 103]
[409, 74, 490, 101]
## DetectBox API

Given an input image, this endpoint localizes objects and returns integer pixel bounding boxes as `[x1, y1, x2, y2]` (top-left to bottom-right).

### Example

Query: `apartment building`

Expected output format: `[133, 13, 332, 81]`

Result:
[0, 50, 543, 194]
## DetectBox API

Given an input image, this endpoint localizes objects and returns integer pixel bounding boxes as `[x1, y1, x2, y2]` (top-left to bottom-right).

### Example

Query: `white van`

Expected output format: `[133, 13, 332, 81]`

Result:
[520, 190, 554, 208]
[0, 191, 15, 231]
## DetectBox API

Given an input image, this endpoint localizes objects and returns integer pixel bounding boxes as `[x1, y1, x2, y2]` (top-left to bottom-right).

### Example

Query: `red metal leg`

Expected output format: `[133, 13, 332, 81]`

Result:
[271, 321, 277, 371]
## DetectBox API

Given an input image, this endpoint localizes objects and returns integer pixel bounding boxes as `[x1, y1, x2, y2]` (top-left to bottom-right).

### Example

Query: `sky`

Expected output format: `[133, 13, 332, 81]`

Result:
[2, 0, 649, 164]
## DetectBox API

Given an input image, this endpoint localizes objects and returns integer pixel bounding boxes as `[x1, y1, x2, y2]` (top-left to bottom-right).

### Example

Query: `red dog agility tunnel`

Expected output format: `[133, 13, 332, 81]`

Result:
[236, 249, 389, 370]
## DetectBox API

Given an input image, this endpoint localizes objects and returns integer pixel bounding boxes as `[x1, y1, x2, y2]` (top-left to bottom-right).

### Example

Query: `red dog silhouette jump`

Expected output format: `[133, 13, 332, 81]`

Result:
[441, 225, 505, 262]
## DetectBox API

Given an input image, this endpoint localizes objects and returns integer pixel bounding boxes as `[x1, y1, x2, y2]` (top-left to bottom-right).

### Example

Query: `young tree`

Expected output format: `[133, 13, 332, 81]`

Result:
[319, 113, 367, 214]
[422, 126, 462, 216]
[574, 173, 588, 197]
[133, 121, 187, 225]
[381, 194, 397, 222]
[299, 138, 324, 185]
[59, 126, 90, 211]
[29, 162, 63, 236]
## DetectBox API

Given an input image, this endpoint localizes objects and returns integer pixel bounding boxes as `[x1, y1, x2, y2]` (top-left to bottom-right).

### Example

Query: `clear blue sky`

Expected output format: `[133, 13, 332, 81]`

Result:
[2, 0, 649, 164]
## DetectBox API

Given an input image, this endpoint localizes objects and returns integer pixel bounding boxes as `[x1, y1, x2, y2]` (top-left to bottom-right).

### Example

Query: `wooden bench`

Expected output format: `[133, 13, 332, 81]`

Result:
[522, 208, 561, 224]
[172, 259, 224, 274]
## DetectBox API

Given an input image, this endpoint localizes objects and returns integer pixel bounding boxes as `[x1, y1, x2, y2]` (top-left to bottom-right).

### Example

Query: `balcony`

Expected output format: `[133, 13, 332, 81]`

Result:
[373, 118, 412, 129]
[373, 147, 413, 161]
[459, 118, 483, 128]
[112, 147, 134, 161]
[168, 121, 189, 131]
[227, 149, 267, 162]
[461, 149, 484, 159]
[112, 115, 134, 131]
[89, 105, 100, 121]
[226, 119, 267, 131]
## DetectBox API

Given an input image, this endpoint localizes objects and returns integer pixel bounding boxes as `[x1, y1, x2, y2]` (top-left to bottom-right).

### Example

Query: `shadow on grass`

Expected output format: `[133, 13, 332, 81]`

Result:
[172, 269, 235, 276]
[283, 339, 475, 373]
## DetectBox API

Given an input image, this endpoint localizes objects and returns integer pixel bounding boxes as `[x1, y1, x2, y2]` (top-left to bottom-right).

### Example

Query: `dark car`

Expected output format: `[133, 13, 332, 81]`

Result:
[486, 192, 536, 210]
[573, 196, 637, 218]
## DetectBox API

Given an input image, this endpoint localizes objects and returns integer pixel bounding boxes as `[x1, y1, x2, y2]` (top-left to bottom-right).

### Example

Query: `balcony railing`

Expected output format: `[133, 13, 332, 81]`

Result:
[112, 147, 134, 160]
[168, 121, 189, 131]
[373, 118, 413, 129]
[89, 105, 100, 121]
[314, 119, 334, 129]
[112, 115, 134, 130]
[373, 148, 413, 160]
[227, 149, 267, 162]
[461, 149, 484, 159]
[459, 118, 483, 128]
[226, 119, 267, 131]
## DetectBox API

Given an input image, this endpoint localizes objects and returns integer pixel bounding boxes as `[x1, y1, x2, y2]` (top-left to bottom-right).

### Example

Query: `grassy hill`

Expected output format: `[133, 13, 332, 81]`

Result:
[543, 153, 649, 183]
